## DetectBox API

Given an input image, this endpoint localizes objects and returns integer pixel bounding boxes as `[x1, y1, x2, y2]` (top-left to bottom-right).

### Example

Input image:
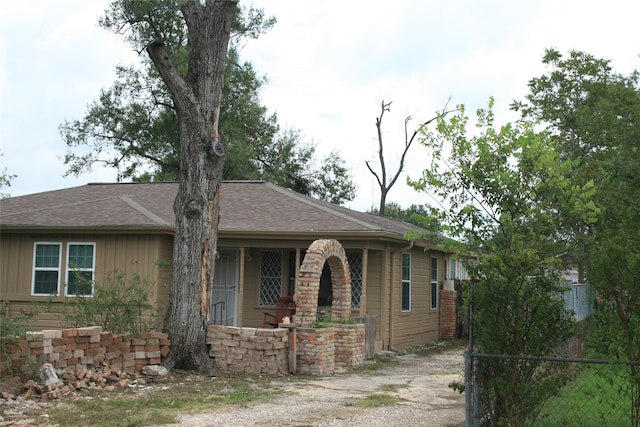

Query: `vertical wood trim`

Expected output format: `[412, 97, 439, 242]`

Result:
[237, 247, 245, 327]
[359, 248, 369, 317]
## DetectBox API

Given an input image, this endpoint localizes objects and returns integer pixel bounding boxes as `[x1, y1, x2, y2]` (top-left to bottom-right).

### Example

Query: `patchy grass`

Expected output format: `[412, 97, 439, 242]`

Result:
[47, 374, 280, 427]
[377, 381, 411, 393]
[346, 393, 403, 408]
[352, 354, 394, 374]
[532, 364, 630, 426]
[404, 340, 467, 357]
[39, 341, 465, 426]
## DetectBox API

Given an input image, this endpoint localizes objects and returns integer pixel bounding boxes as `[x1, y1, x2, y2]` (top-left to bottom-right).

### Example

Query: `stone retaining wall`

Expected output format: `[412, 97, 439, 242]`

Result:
[334, 323, 365, 369]
[0, 326, 170, 381]
[2, 323, 366, 381]
[206, 325, 289, 375]
[296, 326, 335, 375]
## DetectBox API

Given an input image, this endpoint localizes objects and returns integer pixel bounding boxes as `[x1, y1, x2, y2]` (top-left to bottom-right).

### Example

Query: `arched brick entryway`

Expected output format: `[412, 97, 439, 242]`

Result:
[294, 239, 351, 327]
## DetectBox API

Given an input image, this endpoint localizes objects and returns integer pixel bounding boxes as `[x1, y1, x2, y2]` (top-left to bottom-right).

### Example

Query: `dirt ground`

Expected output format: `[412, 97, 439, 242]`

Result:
[0, 343, 467, 427]
[168, 343, 467, 427]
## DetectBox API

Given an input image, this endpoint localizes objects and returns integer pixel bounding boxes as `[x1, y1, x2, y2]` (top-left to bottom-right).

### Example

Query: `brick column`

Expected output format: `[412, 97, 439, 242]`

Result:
[440, 289, 457, 340]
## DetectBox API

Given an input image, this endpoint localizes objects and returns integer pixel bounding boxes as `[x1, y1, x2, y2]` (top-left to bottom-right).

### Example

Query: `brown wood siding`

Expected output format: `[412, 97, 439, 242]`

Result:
[390, 247, 440, 350]
[0, 232, 168, 330]
[380, 246, 392, 350]
[155, 235, 173, 321]
[240, 251, 262, 327]
[361, 250, 384, 346]
[1, 234, 30, 298]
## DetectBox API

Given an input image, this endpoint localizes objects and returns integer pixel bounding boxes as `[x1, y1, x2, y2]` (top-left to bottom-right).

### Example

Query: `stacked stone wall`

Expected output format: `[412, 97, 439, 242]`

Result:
[296, 327, 335, 375]
[0, 326, 169, 381]
[206, 325, 289, 375]
[334, 323, 365, 369]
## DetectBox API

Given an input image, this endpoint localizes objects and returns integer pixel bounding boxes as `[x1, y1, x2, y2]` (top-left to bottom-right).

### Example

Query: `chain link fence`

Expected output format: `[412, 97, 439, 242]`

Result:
[465, 350, 640, 426]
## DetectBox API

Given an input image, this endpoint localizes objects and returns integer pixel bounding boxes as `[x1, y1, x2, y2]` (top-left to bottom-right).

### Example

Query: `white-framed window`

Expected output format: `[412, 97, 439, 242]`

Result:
[401, 252, 411, 312]
[460, 259, 468, 280]
[65, 243, 96, 296]
[32, 242, 62, 296]
[449, 257, 458, 279]
[431, 256, 439, 309]
[259, 250, 283, 306]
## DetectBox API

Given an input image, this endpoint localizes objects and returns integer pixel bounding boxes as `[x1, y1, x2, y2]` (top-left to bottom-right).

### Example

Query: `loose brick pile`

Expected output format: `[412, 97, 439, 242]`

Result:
[0, 326, 170, 382]
[18, 364, 146, 401]
[207, 325, 289, 375]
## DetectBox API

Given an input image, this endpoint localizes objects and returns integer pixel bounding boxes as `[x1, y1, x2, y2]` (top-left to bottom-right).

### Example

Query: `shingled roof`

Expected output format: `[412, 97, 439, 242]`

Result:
[0, 181, 429, 242]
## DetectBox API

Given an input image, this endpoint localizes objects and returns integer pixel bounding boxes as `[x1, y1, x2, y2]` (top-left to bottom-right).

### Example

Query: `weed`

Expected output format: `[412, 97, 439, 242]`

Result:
[0, 315, 30, 374]
[346, 393, 402, 408]
[311, 317, 333, 328]
[47, 376, 279, 426]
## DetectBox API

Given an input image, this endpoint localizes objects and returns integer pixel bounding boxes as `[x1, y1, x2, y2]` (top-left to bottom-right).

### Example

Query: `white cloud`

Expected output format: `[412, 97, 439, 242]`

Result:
[2, 0, 639, 212]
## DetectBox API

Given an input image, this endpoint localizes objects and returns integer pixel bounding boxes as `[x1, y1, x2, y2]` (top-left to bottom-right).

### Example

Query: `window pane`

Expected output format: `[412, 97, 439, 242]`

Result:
[34, 271, 59, 294]
[402, 253, 411, 281]
[402, 282, 410, 311]
[347, 251, 363, 309]
[431, 282, 438, 309]
[259, 251, 282, 306]
[449, 258, 457, 279]
[35, 244, 60, 268]
[67, 271, 93, 296]
[431, 256, 438, 309]
[401, 253, 411, 311]
[68, 244, 94, 269]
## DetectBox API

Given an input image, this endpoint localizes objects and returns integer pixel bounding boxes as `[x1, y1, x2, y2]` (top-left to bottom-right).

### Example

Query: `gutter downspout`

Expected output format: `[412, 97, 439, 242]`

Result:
[389, 240, 414, 351]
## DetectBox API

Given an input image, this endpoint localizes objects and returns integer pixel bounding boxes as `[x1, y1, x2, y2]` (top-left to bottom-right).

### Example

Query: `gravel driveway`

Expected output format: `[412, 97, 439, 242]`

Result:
[168, 344, 466, 427]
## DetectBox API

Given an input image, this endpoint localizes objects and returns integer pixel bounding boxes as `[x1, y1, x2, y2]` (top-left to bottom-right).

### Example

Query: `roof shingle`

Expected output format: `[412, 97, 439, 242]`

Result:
[0, 181, 427, 239]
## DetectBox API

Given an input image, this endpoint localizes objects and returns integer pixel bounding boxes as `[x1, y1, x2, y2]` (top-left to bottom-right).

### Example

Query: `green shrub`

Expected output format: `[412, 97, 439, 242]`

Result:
[311, 317, 333, 328]
[0, 315, 30, 374]
[53, 269, 158, 334]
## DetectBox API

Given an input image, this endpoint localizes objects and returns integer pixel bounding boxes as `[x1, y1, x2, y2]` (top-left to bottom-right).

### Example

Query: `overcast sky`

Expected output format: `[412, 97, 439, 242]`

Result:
[1, 1, 638, 211]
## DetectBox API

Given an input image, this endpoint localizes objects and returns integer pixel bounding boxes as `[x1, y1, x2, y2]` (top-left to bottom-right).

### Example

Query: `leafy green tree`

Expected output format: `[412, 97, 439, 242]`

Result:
[409, 98, 598, 425]
[516, 49, 640, 425]
[60, 8, 355, 204]
[256, 128, 355, 203]
[81, 0, 238, 373]
[369, 202, 442, 232]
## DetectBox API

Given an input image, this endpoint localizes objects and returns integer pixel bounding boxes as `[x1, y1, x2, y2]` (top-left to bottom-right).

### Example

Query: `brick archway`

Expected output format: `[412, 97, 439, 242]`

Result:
[294, 239, 351, 327]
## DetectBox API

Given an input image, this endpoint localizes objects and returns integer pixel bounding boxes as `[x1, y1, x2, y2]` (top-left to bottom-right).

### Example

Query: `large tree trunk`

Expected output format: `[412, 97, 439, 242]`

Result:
[147, 0, 237, 373]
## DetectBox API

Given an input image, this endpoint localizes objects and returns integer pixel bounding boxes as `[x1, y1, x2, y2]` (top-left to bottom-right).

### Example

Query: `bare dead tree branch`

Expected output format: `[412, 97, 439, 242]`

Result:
[366, 98, 457, 215]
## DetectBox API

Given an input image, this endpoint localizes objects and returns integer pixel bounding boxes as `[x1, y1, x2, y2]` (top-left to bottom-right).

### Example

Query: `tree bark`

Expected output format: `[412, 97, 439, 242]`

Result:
[146, 0, 237, 373]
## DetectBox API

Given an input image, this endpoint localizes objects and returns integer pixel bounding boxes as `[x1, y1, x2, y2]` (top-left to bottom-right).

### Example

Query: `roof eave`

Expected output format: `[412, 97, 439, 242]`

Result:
[219, 229, 438, 248]
[0, 225, 175, 235]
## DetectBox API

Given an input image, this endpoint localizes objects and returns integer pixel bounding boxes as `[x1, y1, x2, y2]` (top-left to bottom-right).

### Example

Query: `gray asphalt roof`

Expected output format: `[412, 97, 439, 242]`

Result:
[0, 181, 429, 239]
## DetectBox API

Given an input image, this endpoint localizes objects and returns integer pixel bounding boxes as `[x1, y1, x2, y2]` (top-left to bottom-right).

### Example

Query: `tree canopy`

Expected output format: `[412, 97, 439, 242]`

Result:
[61, 4, 355, 205]
[410, 48, 640, 424]
[409, 96, 598, 423]
[368, 202, 442, 232]
[516, 50, 640, 423]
